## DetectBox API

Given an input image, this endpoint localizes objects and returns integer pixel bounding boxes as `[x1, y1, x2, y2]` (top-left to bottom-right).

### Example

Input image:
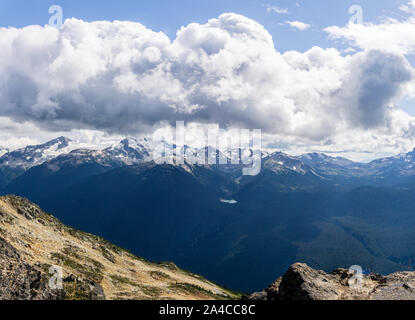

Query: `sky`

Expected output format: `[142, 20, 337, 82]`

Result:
[0, 0, 409, 54]
[1, 0, 415, 161]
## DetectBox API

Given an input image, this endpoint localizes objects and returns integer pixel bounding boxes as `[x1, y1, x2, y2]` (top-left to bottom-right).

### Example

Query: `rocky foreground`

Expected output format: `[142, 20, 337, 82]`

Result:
[248, 263, 415, 300]
[2, 195, 415, 301]
[0, 195, 238, 300]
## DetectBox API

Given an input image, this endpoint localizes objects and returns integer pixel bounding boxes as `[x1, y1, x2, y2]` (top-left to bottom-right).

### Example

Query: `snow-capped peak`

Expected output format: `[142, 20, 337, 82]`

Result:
[299, 153, 357, 168]
[104, 137, 151, 165]
[264, 151, 310, 175]
[0, 137, 77, 169]
[0, 147, 8, 157]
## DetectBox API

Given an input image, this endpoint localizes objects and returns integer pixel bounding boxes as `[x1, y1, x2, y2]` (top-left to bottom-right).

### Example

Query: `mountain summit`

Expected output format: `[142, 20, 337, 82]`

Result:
[0, 137, 77, 189]
[104, 137, 150, 165]
[0, 136, 73, 169]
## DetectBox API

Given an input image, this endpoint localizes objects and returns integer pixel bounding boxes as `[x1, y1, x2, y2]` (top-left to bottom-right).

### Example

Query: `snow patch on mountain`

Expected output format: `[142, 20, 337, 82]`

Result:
[0, 147, 8, 157]
[0, 137, 77, 170]
[104, 137, 151, 165]
[264, 152, 311, 175]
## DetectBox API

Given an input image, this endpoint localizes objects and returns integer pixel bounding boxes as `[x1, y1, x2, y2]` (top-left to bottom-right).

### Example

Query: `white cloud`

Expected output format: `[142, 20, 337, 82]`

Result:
[325, 1, 415, 55]
[0, 13, 414, 159]
[265, 5, 288, 14]
[285, 21, 311, 31]
[399, 0, 415, 13]
[343, 47, 356, 53]
[0, 116, 122, 150]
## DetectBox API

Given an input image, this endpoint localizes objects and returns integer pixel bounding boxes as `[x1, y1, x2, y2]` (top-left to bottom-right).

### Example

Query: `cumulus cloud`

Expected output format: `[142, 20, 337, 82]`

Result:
[325, 1, 415, 55]
[334, 50, 413, 129]
[285, 21, 311, 31]
[0, 13, 415, 158]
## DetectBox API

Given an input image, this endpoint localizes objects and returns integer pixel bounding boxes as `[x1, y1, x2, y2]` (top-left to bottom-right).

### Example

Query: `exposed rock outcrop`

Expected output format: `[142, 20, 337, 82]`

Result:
[0, 195, 238, 300]
[249, 263, 415, 300]
[0, 237, 64, 300]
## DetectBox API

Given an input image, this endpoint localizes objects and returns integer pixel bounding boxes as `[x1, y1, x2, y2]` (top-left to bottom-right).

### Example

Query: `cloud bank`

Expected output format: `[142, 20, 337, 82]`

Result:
[0, 12, 415, 157]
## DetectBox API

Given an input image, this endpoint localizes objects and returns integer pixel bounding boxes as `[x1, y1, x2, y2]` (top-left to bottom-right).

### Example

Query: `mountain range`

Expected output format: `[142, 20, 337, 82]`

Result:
[3, 136, 415, 187]
[2, 137, 415, 292]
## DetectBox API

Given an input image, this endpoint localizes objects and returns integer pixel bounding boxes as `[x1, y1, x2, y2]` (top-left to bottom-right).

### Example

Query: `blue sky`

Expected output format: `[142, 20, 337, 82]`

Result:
[0, 0, 410, 53]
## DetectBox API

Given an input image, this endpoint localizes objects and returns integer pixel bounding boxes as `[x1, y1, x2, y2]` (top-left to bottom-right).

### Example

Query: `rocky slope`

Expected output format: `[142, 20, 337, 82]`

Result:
[248, 263, 415, 300]
[0, 195, 238, 300]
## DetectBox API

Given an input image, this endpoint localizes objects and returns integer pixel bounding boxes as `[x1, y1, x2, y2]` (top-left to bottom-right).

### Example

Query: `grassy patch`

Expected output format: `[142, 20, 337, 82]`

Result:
[51, 252, 103, 282]
[173, 266, 243, 299]
[110, 274, 161, 298]
[109, 274, 138, 287]
[149, 271, 172, 281]
[140, 285, 162, 298]
[1, 215, 15, 225]
[63, 282, 93, 300]
[61, 245, 82, 260]
[169, 283, 232, 300]
[98, 239, 123, 255]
